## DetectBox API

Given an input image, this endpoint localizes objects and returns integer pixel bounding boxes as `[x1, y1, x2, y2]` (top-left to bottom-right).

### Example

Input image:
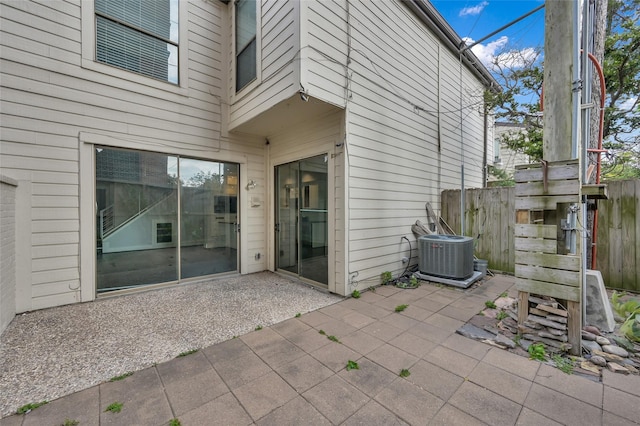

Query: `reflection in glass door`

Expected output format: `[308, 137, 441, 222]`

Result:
[96, 147, 239, 293]
[276, 155, 328, 285]
[180, 159, 238, 279]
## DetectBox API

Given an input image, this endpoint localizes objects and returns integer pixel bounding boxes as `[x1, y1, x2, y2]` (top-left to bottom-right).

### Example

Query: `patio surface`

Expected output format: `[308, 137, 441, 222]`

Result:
[2, 274, 639, 425]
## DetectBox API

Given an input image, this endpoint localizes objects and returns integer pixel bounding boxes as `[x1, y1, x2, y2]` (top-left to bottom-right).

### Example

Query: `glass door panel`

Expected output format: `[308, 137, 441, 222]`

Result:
[96, 147, 240, 293]
[276, 162, 299, 275]
[299, 155, 328, 284]
[179, 159, 238, 279]
[276, 155, 328, 285]
[96, 148, 179, 292]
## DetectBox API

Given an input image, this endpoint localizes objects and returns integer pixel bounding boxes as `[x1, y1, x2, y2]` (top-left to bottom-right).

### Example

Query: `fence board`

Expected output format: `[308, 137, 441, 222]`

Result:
[516, 264, 580, 286]
[515, 224, 557, 239]
[515, 251, 581, 270]
[515, 277, 581, 301]
[441, 179, 638, 291]
[621, 180, 637, 291]
[515, 195, 580, 210]
[515, 180, 580, 197]
[515, 160, 580, 182]
[515, 237, 558, 254]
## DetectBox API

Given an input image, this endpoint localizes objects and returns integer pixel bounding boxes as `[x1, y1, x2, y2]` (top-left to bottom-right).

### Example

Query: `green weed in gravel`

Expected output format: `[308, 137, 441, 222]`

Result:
[16, 401, 48, 414]
[109, 371, 133, 381]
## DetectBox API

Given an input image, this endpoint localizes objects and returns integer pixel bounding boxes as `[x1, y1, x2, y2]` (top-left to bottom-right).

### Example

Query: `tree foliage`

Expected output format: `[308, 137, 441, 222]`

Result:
[486, 0, 640, 180]
[602, 0, 640, 178]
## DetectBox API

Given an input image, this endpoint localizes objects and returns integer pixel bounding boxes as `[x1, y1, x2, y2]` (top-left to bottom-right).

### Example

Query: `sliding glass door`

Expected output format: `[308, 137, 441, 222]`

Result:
[96, 147, 238, 292]
[275, 155, 328, 285]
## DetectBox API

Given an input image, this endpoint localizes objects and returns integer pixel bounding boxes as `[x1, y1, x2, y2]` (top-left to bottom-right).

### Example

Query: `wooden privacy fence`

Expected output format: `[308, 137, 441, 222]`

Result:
[441, 179, 640, 292]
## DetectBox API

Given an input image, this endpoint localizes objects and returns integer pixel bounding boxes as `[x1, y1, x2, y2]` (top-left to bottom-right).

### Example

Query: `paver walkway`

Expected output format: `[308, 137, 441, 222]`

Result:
[2, 275, 639, 425]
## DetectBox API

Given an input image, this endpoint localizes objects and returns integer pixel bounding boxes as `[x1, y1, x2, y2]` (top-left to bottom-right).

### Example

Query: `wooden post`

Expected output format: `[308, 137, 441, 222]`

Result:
[543, 0, 575, 160]
[543, 1, 582, 356]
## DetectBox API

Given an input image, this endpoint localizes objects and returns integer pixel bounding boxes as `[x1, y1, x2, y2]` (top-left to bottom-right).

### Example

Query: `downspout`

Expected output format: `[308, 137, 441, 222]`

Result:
[483, 103, 488, 187]
[459, 53, 466, 236]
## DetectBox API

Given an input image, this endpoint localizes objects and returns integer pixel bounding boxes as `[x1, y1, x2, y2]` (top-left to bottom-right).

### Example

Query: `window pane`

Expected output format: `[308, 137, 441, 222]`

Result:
[180, 159, 238, 279]
[96, 0, 177, 42]
[236, 0, 256, 51]
[236, 39, 256, 91]
[97, 16, 177, 83]
[96, 148, 179, 292]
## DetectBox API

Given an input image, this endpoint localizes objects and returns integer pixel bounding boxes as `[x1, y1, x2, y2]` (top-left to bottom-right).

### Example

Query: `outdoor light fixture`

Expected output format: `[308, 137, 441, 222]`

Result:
[246, 180, 257, 190]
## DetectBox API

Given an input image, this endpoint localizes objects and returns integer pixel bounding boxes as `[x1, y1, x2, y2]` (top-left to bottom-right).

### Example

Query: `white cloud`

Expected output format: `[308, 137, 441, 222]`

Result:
[464, 35, 508, 66]
[464, 36, 539, 70]
[459, 1, 489, 17]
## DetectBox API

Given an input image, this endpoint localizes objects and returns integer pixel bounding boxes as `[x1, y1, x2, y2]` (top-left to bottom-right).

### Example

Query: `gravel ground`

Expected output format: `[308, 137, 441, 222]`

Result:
[0, 272, 342, 417]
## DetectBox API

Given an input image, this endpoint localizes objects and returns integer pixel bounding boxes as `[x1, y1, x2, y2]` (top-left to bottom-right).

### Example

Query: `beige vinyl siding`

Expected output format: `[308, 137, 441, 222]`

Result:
[0, 176, 17, 334]
[228, 0, 299, 131]
[343, 0, 489, 285]
[304, 0, 349, 108]
[0, 0, 267, 311]
[268, 109, 345, 294]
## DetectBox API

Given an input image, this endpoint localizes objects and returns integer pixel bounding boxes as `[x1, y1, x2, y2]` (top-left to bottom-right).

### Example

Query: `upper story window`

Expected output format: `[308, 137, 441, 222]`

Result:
[95, 0, 179, 84]
[235, 0, 257, 92]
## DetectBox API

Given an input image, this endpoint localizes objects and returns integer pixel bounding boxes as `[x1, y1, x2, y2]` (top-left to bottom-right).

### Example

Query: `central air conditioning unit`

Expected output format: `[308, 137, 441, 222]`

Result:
[418, 234, 474, 279]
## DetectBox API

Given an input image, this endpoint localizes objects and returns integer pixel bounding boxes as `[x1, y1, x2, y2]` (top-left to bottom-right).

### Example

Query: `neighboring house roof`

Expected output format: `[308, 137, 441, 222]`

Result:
[403, 0, 500, 91]
[495, 121, 526, 129]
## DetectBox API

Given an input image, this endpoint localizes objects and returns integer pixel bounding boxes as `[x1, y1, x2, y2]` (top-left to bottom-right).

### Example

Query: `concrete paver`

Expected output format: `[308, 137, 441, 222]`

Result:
[375, 378, 445, 425]
[603, 385, 640, 423]
[448, 381, 522, 425]
[303, 375, 369, 424]
[430, 403, 488, 426]
[342, 400, 409, 426]
[405, 359, 464, 401]
[4, 275, 640, 425]
[467, 361, 533, 404]
[534, 363, 603, 407]
[21, 387, 99, 426]
[524, 383, 604, 426]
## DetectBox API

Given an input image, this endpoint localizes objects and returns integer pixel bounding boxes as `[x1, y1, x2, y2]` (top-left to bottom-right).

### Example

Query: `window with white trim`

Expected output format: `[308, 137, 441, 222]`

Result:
[95, 0, 179, 84]
[235, 0, 257, 92]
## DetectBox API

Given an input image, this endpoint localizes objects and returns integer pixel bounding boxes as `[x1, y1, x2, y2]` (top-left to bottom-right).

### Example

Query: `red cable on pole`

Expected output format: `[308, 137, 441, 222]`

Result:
[585, 52, 606, 270]
[538, 52, 606, 269]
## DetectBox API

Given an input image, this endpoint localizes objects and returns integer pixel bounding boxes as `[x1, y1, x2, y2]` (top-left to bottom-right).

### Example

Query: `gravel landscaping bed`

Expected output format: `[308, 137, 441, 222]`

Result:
[0, 272, 342, 417]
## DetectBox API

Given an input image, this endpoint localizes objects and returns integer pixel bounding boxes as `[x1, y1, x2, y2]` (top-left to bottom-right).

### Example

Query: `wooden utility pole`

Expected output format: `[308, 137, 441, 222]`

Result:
[543, 0, 575, 160]
[516, 0, 582, 356]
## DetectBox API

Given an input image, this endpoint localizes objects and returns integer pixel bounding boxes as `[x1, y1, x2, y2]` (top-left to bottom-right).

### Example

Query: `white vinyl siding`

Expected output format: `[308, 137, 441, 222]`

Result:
[0, 0, 267, 310]
[304, 0, 349, 108]
[0, 177, 17, 334]
[340, 1, 489, 287]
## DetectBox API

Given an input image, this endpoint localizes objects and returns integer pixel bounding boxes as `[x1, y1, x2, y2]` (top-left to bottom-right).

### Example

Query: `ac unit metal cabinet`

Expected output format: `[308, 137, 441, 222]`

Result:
[418, 235, 474, 279]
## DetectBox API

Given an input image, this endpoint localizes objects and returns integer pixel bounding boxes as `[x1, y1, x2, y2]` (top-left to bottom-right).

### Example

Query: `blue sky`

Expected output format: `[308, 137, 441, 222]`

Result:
[431, 1, 545, 68]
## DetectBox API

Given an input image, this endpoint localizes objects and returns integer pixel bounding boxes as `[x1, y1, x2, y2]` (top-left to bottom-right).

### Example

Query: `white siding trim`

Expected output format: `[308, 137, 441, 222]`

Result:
[15, 180, 32, 313]
[79, 139, 94, 302]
